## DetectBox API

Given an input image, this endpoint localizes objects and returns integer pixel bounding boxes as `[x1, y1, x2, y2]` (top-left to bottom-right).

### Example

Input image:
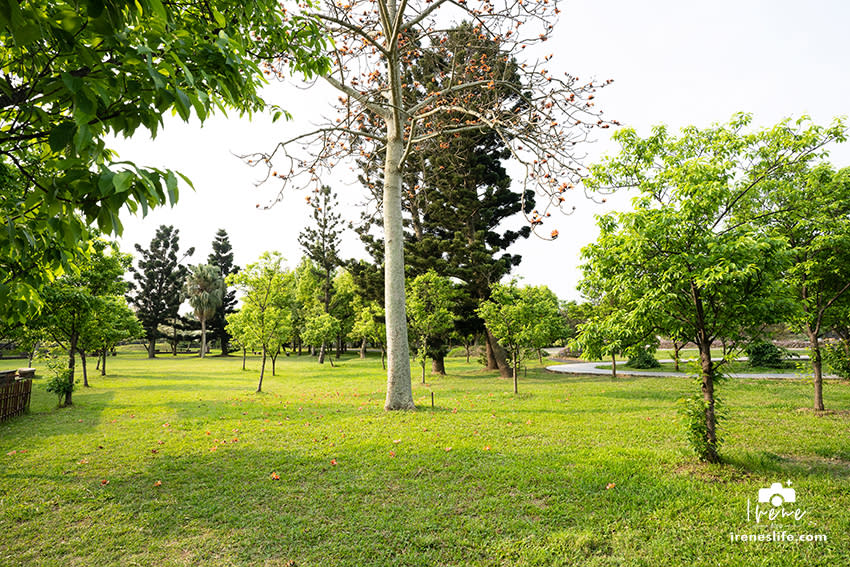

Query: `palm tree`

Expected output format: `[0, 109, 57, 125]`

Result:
[184, 264, 225, 358]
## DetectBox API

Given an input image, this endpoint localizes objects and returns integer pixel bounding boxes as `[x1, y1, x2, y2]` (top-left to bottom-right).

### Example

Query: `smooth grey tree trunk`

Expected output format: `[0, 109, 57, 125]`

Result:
[359, 338, 367, 359]
[382, 107, 414, 410]
[807, 328, 825, 411]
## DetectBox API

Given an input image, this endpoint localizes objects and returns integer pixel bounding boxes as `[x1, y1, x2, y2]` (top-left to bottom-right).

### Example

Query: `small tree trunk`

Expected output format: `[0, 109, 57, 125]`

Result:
[537, 348, 543, 364]
[318, 342, 326, 364]
[359, 337, 367, 359]
[101, 348, 107, 376]
[513, 350, 519, 394]
[328, 355, 335, 368]
[698, 342, 720, 463]
[272, 346, 279, 376]
[465, 344, 471, 364]
[611, 354, 617, 379]
[199, 319, 207, 359]
[147, 337, 156, 359]
[258, 345, 267, 392]
[421, 358, 426, 384]
[381, 346, 386, 370]
[807, 327, 825, 411]
[96, 353, 101, 370]
[80, 350, 88, 387]
[673, 341, 682, 372]
[66, 334, 77, 406]
[242, 347, 247, 370]
[336, 334, 342, 359]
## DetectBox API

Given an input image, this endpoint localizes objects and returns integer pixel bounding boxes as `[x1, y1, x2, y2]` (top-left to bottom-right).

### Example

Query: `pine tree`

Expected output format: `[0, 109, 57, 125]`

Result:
[353, 26, 533, 376]
[298, 186, 343, 364]
[207, 229, 239, 355]
[128, 225, 194, 358]
[298, 186, 342, 313]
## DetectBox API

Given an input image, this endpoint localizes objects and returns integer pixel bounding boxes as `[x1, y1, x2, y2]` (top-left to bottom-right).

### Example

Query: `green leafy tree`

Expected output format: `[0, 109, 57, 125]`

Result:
[184, 264, 225, 358]
[743, 164, 850, 410]
[478, 281, 563, 394]
[226, 252, 293, 391]
[351, 301, 387, 367]
[406, 271, 456, 383]
[128, 225, 193, 357]
[0, 0, 328, 321]
[83, 296, 143, 377]
[578, 114, 842, 462]
[207, 229, 240, 356]
[40, 240, 129, 403]
[302, 312, 342, 367]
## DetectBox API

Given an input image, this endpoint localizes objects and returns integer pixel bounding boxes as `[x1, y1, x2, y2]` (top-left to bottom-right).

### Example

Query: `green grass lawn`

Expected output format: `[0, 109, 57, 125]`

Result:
[2, 351, 849, 566]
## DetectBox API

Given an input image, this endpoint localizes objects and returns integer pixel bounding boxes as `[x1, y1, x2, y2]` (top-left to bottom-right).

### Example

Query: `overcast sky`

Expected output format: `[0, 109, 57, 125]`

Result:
[112, 0, 850, 300]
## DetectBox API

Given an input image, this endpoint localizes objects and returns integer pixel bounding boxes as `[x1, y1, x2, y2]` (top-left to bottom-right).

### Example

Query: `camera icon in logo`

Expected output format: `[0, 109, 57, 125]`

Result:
[758, 482, 796, 507]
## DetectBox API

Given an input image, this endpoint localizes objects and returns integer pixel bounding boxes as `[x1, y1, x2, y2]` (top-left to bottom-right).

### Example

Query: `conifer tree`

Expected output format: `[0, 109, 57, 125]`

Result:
[128, 225, 194, 358]
[207, 229, 239, 355]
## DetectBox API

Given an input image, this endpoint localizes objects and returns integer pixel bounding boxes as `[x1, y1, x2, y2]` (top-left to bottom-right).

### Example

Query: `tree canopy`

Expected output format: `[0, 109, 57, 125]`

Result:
[0, 0, 328, 322]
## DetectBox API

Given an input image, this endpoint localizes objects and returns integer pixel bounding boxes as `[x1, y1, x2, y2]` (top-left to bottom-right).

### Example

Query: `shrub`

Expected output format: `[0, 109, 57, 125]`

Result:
[822, 341, 850, 379]
[626, 347, 661, 369]
[745, 340, 787, 368]
[45, 370, 74, 404]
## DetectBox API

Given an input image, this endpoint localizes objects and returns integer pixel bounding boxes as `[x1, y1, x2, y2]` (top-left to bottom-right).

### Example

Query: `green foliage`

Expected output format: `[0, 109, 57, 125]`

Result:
[625, 347, 661, 369]
[679, 393, 724, 462]
[302, 312, 341, 352]
[822, 341, 850, 379]
[579, 114, 842, 461]
[351, 301, 386, 348]
[0, 0, 328, 321]
[41, 350, 74, 404]
[406, 271, 456, 379]
[744, 340, 787, 369]
[226, 252, 293, 385]
[477, 281, 563, 391]
[184, 264, 225, 323]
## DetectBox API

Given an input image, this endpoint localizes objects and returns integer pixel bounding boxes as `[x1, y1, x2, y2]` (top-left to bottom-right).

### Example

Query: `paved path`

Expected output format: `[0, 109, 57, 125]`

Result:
[545, 359, 815, 380]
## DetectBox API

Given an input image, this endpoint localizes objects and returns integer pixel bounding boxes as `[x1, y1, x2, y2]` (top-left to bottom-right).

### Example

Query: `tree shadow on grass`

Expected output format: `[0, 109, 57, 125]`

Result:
[724, 450, 850, 479]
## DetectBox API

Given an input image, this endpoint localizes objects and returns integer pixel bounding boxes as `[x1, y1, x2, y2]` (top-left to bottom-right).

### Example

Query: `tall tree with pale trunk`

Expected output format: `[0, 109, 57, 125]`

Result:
[246, 0, 614, 409]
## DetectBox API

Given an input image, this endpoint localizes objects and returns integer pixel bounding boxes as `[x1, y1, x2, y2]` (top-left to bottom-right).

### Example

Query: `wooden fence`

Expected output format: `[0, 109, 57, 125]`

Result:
[0, 369, 34, 422]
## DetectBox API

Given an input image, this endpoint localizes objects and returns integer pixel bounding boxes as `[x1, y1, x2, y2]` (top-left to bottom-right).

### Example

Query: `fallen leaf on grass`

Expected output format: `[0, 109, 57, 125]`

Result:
[270, 472, 280, 480]
[78, 459, 88, 464]
[330, 459, 337, 466]
[153, 480, 162, 487]
[389, 451, 395, 458]
[606, 483, 616, 490]
[100, 479, 109, 486]
[445, 447, 453, 452]
[483, 446, 491, 451]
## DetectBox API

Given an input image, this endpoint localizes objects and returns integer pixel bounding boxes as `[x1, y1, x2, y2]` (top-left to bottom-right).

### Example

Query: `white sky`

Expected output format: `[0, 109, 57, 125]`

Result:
[112, 0, 850, 301]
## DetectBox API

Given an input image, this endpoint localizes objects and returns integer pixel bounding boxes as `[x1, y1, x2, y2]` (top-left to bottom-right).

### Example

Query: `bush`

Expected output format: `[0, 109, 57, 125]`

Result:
[45, 370, 74, 404]
[745, 340, 787, 368]
[822, 341, 850, 379]
[626, 348, 661, 369]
